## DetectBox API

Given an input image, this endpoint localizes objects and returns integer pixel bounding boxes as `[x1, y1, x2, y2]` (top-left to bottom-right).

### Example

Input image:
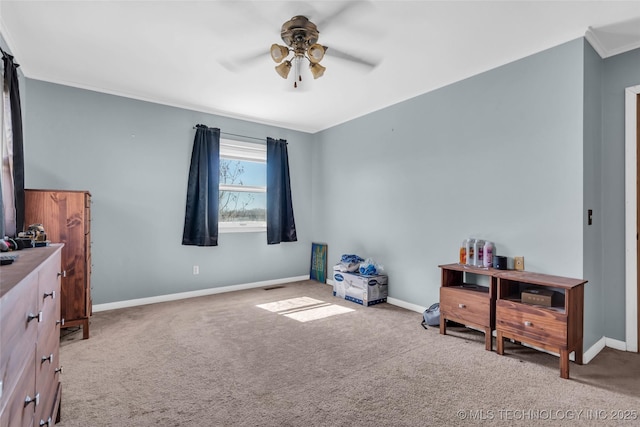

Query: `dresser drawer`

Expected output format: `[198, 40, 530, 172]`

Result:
[496, 300, 567, 348]
[36, 330, 60, 426]
[0, 273, 39, 410]
[440, 287, 491, 329]
[0, 360, 36, 427]
[38, 253, 62, 339]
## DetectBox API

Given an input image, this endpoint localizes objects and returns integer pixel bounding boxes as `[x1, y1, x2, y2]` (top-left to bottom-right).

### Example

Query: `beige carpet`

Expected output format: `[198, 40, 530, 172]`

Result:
[57, 280, 639, 426]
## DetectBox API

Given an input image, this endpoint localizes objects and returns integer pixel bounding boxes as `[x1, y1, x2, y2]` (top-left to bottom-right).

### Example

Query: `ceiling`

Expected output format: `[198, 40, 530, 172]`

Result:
[1, 1, 640, 133]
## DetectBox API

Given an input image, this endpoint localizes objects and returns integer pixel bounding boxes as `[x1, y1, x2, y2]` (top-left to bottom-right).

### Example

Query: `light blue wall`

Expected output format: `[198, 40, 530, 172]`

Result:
[23, 81, 315, 304]
[601, 47, 640, 340]
[14, 32, 640, 349]
[313, 39, 585, 313]
[583, 40, 604, 347]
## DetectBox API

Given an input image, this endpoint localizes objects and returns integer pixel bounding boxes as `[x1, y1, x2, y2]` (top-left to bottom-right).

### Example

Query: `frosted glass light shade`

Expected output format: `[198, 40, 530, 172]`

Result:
[275, 60, 292, 79]
[309, 62, 326, 79]
[307, 44, 325, 63]
[270, 44, 289, 63]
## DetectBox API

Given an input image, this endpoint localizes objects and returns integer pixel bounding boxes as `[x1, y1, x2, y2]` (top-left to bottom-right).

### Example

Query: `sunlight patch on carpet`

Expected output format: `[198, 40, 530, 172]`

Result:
[283, 304, 355, 322]
[256, 297, 355, 322]
[256, 297, 324, 312]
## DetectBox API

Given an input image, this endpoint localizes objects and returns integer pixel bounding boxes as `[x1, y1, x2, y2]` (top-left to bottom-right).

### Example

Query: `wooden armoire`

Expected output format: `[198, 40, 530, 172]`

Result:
[24, 189, 92, 339]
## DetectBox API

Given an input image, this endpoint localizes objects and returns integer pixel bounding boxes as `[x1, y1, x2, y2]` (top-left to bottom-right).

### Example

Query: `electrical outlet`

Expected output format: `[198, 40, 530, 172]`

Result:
[193, 265, 199, 275]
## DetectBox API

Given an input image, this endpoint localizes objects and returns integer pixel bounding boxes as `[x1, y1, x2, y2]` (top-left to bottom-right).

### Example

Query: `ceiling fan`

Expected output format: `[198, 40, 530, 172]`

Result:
[219, 2, 381, 90]
[269, 15, 380, 89]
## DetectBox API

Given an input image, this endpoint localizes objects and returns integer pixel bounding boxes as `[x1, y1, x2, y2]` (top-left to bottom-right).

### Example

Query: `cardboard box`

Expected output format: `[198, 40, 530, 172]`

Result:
[332, 271, 388, 306]
[521, 288, 560, 307]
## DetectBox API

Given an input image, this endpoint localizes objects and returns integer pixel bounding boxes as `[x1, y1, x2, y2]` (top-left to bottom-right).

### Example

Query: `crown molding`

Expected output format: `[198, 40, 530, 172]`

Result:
[585, 26, 640, 59]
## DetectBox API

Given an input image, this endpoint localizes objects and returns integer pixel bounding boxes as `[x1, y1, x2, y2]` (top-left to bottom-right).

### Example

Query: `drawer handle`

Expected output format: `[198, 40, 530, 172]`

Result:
[58, 270, 67, 278]
[27, 311, 43, 323]
[55, 366, 64, 375]
[40, 417, 52, 426]
[458, 304, 466, 309]
[57, 318, 65, 326]
[24, 393, 40, 407]
[43, 290, 56, 300]
[524, 321, 533, 327]
[41, 353, 54, 364]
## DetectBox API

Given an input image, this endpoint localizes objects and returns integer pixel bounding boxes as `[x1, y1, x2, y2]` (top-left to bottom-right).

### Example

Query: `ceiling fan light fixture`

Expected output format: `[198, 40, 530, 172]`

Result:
[270, 44, 290, 63]
[307, 44, 326, 63]
[309, 62, 326, 79]
[275, 60, 292, 79]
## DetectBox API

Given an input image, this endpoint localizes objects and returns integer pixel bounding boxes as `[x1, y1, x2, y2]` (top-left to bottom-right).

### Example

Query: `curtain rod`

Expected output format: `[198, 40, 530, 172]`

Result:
[192, 125, 266, 142]
[221, 131, 266, 142]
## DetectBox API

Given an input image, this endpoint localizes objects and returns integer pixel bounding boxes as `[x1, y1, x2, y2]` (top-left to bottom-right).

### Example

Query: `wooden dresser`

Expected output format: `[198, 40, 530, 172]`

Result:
[438, 263, 587, 379]
[439, 263, 497, 351]
[24, 190, 92, 339]
[0, 244, 64, 426]
[495, 270, 586, 379]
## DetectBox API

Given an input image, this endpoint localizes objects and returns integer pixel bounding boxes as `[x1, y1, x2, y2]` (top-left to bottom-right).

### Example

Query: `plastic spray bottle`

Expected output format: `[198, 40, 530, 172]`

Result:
[460, 239, 468, 264]
[483, 241, 494, 268]
[466, 238, 476, 266]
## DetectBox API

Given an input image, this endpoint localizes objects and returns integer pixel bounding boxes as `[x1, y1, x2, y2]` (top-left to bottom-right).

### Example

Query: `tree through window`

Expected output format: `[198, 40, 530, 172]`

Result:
[219, 139, 266, 232]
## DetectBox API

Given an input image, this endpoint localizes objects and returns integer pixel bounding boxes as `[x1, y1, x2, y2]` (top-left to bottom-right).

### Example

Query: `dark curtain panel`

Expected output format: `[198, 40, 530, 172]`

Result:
[266, 137, 297, 244]
[2, 50, 25, 233]
[182, 125, 220, 246]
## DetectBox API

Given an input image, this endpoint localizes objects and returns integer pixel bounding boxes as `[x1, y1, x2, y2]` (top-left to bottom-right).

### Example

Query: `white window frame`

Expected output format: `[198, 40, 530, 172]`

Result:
[219, 138, 267, 233]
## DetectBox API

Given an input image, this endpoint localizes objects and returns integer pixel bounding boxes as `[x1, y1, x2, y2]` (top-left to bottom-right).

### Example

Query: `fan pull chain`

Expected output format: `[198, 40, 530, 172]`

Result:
[293, 56, 302, 88]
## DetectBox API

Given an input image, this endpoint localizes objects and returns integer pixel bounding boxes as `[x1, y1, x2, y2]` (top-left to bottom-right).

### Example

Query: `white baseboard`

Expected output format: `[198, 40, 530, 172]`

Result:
[327, 280, 425, 314]
[604, 337, 627, 351]
[93, 275, 310, 312]
[583, 337, 606, 364]
[584, 337, 627, 363]
[386, 297, 425, 314]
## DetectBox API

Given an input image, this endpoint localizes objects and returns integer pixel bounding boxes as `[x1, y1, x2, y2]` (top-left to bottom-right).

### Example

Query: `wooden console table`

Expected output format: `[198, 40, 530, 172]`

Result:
[495, 270, 586, 379]
[439, 263, 496, 351]
[438, 263, 587, 379]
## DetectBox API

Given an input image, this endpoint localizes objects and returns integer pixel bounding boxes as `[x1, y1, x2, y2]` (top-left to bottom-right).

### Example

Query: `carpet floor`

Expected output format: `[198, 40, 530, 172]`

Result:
[57, 280, 640, 426]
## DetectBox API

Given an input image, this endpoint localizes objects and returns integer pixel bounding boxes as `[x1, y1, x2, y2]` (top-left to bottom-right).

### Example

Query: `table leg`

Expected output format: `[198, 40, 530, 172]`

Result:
[560, 349, 569, 379]
[484, 328, 492, 351]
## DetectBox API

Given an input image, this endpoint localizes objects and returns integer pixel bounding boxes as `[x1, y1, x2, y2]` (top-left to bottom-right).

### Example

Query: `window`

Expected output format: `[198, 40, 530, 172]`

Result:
[219, 139, 266, 232]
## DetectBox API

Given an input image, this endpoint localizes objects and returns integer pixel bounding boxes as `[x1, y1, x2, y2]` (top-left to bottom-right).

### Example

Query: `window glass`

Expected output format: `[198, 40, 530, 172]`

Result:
[219, 139, 266, 232]
[220, 159, 265, 188]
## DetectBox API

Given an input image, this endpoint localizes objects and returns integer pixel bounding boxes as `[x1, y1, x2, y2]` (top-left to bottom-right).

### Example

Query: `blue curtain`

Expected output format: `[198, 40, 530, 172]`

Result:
[182, 125, 220, 246]
[266, 137, 297, 244]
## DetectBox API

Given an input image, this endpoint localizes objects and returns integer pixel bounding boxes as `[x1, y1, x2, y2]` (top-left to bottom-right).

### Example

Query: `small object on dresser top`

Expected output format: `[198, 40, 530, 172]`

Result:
[0, 252, 19, 265]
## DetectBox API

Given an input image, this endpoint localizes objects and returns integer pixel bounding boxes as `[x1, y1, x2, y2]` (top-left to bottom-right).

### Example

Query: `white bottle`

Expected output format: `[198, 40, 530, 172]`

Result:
[483, 241, 493, 268]
[473, 239, 484, 267]
[466, 238, 475, 266]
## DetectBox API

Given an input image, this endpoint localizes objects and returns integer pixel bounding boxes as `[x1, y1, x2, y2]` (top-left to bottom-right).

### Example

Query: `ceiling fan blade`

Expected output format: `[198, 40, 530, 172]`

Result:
[219, 49, 267, 72]
[325, 46, 380, 69]
[314, 1, 372, 30]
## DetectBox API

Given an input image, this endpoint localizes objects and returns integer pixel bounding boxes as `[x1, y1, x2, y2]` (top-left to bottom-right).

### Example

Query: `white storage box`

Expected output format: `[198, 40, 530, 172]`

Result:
[332, 271, 388, 306]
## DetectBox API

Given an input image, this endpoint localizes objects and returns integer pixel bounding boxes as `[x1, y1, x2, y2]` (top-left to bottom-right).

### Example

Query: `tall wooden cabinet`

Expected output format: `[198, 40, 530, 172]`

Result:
[24, 189, 92, 339]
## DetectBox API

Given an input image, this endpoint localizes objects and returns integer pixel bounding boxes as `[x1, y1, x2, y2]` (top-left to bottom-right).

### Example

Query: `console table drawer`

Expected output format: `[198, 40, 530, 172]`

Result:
[496, 300, 567, 347]
[440, 287, 490, 328]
